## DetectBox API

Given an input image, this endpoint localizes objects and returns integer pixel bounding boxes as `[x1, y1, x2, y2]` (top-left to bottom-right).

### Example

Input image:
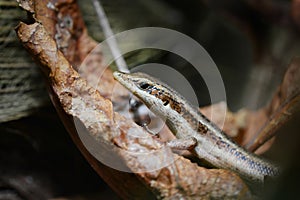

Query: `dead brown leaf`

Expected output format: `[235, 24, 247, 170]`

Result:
[246, 58, 300, 153]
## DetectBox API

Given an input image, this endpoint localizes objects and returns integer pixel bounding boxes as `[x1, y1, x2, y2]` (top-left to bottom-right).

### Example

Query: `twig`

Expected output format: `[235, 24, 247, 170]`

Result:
[91, 0, 129, 73]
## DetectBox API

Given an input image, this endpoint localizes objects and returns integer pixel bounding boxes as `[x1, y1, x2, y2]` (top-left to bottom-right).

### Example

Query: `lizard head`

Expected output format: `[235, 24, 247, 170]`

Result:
[113, 71, 176, 113]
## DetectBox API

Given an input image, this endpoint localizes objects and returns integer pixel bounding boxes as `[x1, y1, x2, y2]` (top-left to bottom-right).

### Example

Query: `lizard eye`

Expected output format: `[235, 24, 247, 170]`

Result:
[163, 100, 169, 106]
[139, 82, 151, 90]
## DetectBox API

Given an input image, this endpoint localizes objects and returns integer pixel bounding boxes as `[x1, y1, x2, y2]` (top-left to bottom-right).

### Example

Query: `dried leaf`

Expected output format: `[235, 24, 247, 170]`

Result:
[246, 57, 300, 152]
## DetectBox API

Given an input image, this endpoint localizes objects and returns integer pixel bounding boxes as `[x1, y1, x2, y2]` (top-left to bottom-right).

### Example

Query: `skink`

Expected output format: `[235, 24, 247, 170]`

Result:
[113, 71, 280, 181]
